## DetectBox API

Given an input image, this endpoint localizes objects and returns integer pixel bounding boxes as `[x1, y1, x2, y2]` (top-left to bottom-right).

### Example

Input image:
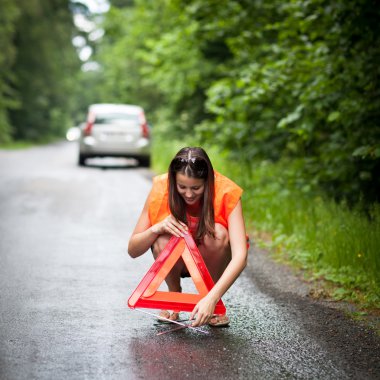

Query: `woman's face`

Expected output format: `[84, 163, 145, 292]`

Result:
[176, 173, 205, 207]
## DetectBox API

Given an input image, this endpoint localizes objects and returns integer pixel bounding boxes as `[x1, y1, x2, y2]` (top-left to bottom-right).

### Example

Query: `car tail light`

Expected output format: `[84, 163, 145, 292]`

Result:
[83, 121, 93, 136]
[139, 111, 149, 138]
[84, 111, 95, 136]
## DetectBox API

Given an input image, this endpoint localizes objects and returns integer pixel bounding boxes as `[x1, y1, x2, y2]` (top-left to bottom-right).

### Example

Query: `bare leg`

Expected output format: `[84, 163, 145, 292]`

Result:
[198, 223, 231, 283]
[152, 234, 184, 293]
[198, 223, 231, 326]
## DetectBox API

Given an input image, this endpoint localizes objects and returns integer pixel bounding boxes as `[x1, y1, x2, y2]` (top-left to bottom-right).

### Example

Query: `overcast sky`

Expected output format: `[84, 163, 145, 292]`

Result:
[76, 0, 110, 14]
[72, 0, 110, 65]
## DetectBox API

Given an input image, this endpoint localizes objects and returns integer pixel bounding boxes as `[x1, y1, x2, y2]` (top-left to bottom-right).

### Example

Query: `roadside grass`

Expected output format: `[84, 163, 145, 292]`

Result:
[0, 136, 64, 150]
[151, 140, 184, 174]
[0, 140, 36, 149]
[152, 138, 380, 310]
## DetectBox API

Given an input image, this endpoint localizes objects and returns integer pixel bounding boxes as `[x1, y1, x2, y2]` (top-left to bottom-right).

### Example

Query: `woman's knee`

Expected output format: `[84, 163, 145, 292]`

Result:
[203, 223, 229, 251]
[152, 234, 171, 257]
[152, 234, 184, 291]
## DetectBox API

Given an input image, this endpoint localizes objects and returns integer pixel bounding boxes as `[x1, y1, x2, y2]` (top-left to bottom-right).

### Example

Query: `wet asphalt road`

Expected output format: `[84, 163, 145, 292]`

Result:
[0, 141, 379, 380]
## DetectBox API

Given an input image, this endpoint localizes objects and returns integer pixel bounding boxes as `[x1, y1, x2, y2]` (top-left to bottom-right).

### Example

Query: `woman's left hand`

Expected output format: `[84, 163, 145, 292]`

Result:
[190, 295, 218, 327]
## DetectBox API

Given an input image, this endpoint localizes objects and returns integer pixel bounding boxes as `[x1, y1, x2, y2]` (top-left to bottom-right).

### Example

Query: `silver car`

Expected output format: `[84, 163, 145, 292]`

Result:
[78, 103, 151, 167]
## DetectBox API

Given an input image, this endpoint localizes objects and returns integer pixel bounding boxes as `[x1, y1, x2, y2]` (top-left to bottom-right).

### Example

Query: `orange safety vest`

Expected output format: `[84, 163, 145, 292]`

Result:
[148, 171, 243, 229]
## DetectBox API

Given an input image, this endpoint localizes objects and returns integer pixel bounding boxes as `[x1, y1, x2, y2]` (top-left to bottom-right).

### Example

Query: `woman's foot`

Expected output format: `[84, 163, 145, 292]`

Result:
[208, 314, 230, 327]
[157, 310, 180, 323]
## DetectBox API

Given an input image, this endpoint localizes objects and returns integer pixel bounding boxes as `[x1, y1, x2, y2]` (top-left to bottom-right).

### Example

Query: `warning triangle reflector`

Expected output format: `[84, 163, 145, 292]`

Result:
[128, 233, 226, 314]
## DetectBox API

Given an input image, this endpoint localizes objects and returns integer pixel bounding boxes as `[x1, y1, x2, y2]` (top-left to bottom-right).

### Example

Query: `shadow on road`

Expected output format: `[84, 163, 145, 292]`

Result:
[83, 157, 143, 170]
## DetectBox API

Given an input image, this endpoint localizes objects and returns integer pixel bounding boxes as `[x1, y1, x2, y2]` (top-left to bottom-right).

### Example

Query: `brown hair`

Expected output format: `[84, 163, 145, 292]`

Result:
[168, 147, 215, 240]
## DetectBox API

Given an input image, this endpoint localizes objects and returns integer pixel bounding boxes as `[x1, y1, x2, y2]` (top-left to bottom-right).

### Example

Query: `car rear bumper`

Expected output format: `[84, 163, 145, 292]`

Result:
[79, 136, 150, 158]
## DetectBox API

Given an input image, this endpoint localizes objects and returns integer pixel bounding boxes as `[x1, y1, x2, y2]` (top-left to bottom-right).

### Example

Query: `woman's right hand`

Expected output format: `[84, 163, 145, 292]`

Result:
[151, 215, 188, 237]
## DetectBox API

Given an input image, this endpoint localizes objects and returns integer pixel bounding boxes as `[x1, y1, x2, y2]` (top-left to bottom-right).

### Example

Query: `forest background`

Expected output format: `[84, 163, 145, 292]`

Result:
[0, 0, 379, 311]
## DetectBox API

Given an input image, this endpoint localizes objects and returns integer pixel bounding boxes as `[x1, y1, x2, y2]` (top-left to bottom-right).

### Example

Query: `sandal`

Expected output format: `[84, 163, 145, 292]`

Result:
[157, 310, 180, 323]
[208, 314, 230, 327]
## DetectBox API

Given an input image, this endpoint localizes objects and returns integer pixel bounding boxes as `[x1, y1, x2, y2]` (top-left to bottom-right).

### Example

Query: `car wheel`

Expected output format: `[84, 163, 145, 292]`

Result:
[78, 153, 86, 166]
[139, 156, 151, 168]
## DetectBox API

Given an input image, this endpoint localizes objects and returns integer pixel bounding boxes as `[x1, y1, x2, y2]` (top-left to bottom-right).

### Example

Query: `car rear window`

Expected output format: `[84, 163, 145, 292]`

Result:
[95, 113, 139, 124]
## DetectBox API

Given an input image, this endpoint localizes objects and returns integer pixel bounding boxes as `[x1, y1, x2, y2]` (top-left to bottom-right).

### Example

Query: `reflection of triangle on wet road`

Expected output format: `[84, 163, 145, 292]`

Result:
[128, 233, 226, 314]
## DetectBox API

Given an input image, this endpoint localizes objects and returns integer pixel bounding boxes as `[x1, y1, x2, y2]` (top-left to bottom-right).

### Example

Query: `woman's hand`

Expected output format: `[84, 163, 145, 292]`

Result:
[151, 215, 188, 237]
[190, 295, 218, 327]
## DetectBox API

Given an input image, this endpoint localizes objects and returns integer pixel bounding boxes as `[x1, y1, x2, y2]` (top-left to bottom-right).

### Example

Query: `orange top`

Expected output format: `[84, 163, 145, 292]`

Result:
[148, 171, 243, 229]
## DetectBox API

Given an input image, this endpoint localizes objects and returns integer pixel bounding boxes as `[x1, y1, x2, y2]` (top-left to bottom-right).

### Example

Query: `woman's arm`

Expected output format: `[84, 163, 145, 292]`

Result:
[128, 191, 188, 258]
[127, 193, 158, 258]
[190, 199, 248, 326]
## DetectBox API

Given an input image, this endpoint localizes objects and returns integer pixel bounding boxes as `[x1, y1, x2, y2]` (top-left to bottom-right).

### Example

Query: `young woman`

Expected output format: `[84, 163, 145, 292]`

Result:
[128, 147, 248, 327]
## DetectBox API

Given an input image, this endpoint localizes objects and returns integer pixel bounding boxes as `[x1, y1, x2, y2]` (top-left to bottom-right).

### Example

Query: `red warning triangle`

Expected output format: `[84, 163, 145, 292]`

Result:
[128, 233, 226, 314]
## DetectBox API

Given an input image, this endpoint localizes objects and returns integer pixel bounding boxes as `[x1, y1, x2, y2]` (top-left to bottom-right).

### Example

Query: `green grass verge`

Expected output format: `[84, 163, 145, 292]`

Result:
[0, 136, 65, 150]
[0, 140, 36, 149]
[152, 138, 380, 309]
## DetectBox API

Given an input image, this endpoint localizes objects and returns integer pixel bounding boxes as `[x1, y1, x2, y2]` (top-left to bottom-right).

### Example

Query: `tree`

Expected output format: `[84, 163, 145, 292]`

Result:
[8, 0, 80, 141]
[93, 0, 380, 204]
[0, 0, 20, 143]
[194, 0, 380, 203]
